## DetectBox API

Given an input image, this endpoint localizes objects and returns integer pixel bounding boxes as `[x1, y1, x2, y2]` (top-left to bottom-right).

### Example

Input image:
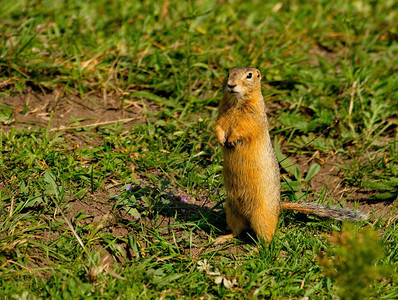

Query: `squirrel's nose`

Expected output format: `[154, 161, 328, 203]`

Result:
[227, 84, 236, 89]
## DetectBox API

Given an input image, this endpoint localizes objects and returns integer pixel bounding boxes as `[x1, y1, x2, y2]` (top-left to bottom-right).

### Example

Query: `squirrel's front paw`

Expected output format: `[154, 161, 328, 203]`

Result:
[217, 136, 226, 147]
[215, 126, 227, 146]
[225, 138, 242, 149]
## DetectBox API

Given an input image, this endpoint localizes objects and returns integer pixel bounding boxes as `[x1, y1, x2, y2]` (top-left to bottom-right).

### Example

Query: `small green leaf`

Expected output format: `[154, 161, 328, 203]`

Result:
[43, 171, 60, 197]
[282, 179, 302, 192]
[362, 180, 398, 191]
[0, 104, 14, 124]
[293, 165, 301, 182]
[125, 207, 141, 219]
[304, 163, 321, 183]
[369, 192, 397, 200]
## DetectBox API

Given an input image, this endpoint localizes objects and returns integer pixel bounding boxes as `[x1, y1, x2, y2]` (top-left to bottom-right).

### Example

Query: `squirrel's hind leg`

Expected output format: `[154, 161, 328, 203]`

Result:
[213, 202, 249, 245]
[250, 207, 279, 244]
[213, 233, 235, 245]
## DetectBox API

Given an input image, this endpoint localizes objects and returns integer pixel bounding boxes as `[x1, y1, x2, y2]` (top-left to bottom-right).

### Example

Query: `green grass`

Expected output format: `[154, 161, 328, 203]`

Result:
[1, 0, 397, 298]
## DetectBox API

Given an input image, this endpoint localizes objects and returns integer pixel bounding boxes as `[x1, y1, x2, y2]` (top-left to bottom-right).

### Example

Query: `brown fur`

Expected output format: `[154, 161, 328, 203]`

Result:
[215, 67, 366, 243]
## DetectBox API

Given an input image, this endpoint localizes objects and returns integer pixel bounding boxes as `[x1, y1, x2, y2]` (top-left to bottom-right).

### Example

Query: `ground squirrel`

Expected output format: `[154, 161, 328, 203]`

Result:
[215, 67, 366, 243]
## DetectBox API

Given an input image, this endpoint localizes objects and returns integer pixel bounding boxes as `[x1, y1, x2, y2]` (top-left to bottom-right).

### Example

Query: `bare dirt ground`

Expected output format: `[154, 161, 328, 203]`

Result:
[2, 91, 397, 259]
[2, 88, 158, 130]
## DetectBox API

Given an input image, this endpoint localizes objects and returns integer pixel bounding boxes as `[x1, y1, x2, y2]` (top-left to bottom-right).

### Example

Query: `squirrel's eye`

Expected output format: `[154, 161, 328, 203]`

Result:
[246, 72, 252, 79]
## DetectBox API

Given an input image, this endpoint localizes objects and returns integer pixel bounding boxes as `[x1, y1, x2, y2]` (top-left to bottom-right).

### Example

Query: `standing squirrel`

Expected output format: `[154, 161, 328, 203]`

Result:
[215, 67, 366, 243]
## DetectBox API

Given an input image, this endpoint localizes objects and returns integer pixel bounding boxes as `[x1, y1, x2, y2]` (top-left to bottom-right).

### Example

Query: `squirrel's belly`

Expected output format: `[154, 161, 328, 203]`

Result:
[223, 142, 280, 212]
[223, 141, 273, 176]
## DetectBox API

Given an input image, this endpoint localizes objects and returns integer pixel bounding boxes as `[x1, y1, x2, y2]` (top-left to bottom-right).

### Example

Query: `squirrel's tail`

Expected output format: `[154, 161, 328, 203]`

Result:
[281, 202, 367, 221]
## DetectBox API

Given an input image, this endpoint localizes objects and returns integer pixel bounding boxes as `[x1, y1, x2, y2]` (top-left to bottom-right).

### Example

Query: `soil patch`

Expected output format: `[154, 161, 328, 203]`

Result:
[2, 89, 158, 131]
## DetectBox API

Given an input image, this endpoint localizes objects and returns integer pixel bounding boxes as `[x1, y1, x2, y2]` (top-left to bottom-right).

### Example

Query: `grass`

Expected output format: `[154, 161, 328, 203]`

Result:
[1, 0, 397, 298]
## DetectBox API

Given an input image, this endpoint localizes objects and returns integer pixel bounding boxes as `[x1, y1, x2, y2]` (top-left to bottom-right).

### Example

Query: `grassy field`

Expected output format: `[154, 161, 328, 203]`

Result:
[1, 0, 397, 298]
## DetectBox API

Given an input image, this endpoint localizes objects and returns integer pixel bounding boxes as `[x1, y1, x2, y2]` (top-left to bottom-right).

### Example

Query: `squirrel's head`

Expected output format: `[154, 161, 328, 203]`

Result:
[224, 67, 261, 99]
